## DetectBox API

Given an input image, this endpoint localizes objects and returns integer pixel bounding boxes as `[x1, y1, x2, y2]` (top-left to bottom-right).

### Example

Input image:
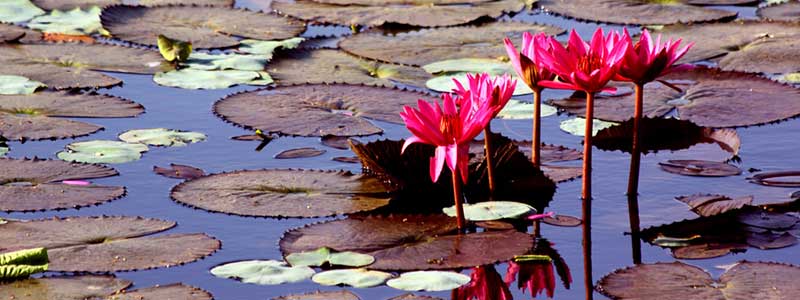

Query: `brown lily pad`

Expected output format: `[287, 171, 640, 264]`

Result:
[538, 0, 736, 25]
[597, 261, 800, 300]
[388, 294, 444, 300]
[100, 5, 306, 49]
[748, 170, 800, 187]
[333, 156, 360, 163]
[0, 91, 144, 141]
[171, 169, 392, 218]
[472, 140, 583, 164]
[153, 163, 205, 180]
[139, 0, 234, 6]
[746, 232, 797, 250]
[280, 214, 533, 270]
[0, 158, 125, 212]
[542, 214, 582, 227]
[718, 34, 800, 74]
[737, 210, 799, 230]
[339, 22, 564, 67]
[322, 135, 350, 150]
[273, 290, 361, 300]
[540, 165, 582, 183]
[758, 1, 800, 22]
[659, 160, 742, 177]
[107, 283, 212, 300]
[214, 84, 429, 137]
[676, 194, 753, 217]
[275, 147, 326, 159]
[32, 0, 121, 10]
[268, 49, 429, 88]
[271, 0, 526, 27]
[0, 24, 41, 44]
[0, 216, 219, 272]
[672, 243, 746, 260]
[0, 275, 131, 300]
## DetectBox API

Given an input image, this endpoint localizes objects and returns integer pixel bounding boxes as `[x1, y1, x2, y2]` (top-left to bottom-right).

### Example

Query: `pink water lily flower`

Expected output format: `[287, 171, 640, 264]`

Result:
[62, 180, 90, 186]
[539, 28, 629, 93]
[452, 73, 517, 117]
[617, 28, 694, 84]
[503, 32, 558, 90]
[400, 93, 493, 183]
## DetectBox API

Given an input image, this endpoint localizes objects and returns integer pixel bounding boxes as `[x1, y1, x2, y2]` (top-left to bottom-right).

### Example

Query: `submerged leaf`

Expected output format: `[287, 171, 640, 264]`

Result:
[387, 271, 471, 291]
[312, 269, 393, 288]
[57, 140, 149, 164]
[119, 128, 206, 147]
[211, 260, 314, 285]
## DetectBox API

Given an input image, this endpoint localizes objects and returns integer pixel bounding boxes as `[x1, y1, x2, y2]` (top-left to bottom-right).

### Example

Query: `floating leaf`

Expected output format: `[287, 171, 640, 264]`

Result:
[671, 243, 745, 260]
[210, 260, 315, 285]
[312, 269, 393, 288]
[171, 169, 392, 218]
[496, 100, 557, 120]
[659, 160, 742, 177]
[388, 294, 444, 300]
[737, 210, 798, 230]
[57, 140, 149, 164]
[119, 128, 206, 147]
[0, 264, 48, 280]
[0, 158, 124, 212]
[334, 156, 360, 163]
[322, 135, 350, 150]
[158, 34, 192, 63]
[421, 58, 513, 75]
[510, 142, 583, 163]
[286, 247, 375, 267]
[340, 22, 564, 67]
[0, 145, 7, 156]
[154, 69, 272, 89]
[153, 163, 205, 180]
[280, 215, 533, 270]
[0, 275, 131, 300]
[386, 271, 471, 292]
[275, 147, 326, 159]
[215, 84, 429, 137]
[101, 5, 306, 49]
[273, 290, 362, 300]
[540, 165, 583, 183]
[758, 1, 800, 21]
[748, 170, 800, 187]
[270, 0, 526, 27]
[541, 215, 582, 227]
[427, 72, 533, 95]
[31, 0, 120, 10]
[0, 247, 48, 280]
[0, 75, 44, 95]
[559, 117, 617, 137]
[0, 0, 45, 23]
[139, 0, 233, 6]
[538, 0, 737, 25]
[239, 37, 304, 59]
[443, 201, 534, 221]
[677, 194, 754, 217]
[107, 283, 212, 300]
[0, 23, 40, 43]
[27, 6, 105, 36]
[185, 52, 266, 71]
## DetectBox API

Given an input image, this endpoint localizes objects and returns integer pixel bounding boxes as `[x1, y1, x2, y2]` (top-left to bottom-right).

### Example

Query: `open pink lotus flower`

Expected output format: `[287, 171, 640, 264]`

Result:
[539, 28, 629, 93]
[452, 73, 517, 117]
[616, 28, 694, 84]
[400, 93, 494, 183]
[505, 261, 557, 298]
[504, 32, 558, 90]
[455, 265, 513, 300]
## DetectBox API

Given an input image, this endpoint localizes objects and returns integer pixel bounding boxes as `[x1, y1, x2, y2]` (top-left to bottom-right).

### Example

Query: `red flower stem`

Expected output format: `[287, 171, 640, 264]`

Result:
[627, 83, 644, 264]
[531, 88, 543, 168]
[582, 92, 594, 300]
[452, 169, 466, 232]
[483, 124, 496, 196]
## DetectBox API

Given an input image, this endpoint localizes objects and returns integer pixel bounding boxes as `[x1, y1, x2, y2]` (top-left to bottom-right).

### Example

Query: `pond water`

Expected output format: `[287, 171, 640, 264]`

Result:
[3, 1, 800, 300]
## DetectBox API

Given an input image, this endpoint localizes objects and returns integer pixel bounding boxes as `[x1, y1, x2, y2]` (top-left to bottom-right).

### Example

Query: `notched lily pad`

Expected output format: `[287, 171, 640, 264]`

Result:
[442, 201, 534, 221]
[541, 214, 582, 227]
[31, 0, 120, 10]
[57, 140, 149, 164]
[119, 128, 206, 147]
[211, 260, 315, 285]
[0, 158, 125, 212]
[386, 271, 471, 291]
[275, 147, 326, 159]
[559, 118, 617, 137]
[0, 275, 131, 300]
[538, 0, 737, 25]
[312, 269, 393, 288]
[676, 194, 753, 217]
[171, 169, 392, 218]
[153, 163, 205, 180]
[758, 1, 800, 21]
[593, 118, 740, 157]
[659, 160, 742, 177]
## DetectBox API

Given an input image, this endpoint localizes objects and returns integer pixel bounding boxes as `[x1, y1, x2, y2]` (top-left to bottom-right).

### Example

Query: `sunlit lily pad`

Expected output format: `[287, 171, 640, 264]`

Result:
[27, 6, 105, 35]
[210, 260, 315, 285]
[0, 146, 7, 156]
[268, 49, 429, 88]
[140, 0, 233, 6]
[659, 160, 742, 177]
[154, 69, 272, 89]
[214, 84, 429, 136]
[185, 52, 267, 71]
[427, 72, 533, 95]
[273, 290, 362, 300]
[422, 58, 513, 75]
[496, 100, 557, 120]
[676, 194, 754, 217]
[538, 0, 737, 25]
[340, 22, 564, 67]
[280, 214, 533, 270]
[109, 283, 213, 300]
[286, 247, 375, 267]
[239, 37, 304, 59]
[57, 140, 149, 164]
[119, 128, 206, 147]
[270, 0, 526, 27]
[596, 261, 800, 300]
[559, 117, 617, 137]
[101, 5, 306, 49]
[758, 1, 800, 21]
[0, 0, 44, 23]
[171, 169, 392, 218]
[0, 216, 219, 272]
[0, 75, 44, 95]
[0, 158, 124, 212]
[443, 201, 534, 221]
[0, 91, 144, 141]
[386, 271, 471, 292]
[31, 0, 119, 10]
[0, 275, 131, 300]
[312, 269, 393, 288]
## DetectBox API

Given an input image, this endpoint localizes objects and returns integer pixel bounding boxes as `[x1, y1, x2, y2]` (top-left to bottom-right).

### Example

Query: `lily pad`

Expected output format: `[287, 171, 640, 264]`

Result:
[0, 23, 41, 43]
[0, 275, 131, 300]
[275, 147, 326, 159]
[748, 170, 800, 187]
[239, 37, 305, 59]
[27, 6, 105, 35]
[596, 261, 800, 300]
[541, 214, 583, 227]
[0, 216, 219, 272]
[108, 283, 213, 300]
[210, 260, 315, 285]
[322, 135, 350, 150]
[273, 290, 362, 300]
[153, 163, 205, 180]
[0, 158, 125, 212]
[676, 194, 754, 217]
[388, 294, 444, 300]
[496, 100, 557, 120]
[214, 84, 429, 137]
[312, 269, 393, 288]
[57, 140, 149, 164]
[268, 49, 429, 88]
[0, 247, 49, 280]
[0, 75, 44, 95]
[339, 22, 564, 67]
[422, 58, 513, 75]
[119, 128, 206, 147]
[758, 1, 800, 21]
[270, 0, 526, 27]
[442, 201, 534, 221]
[427, 72, 533, 95]
[559, 117, 618, 137]
[280, 214, 533, 270]
[538, 0, 737, 25]
[31, 0, 120, 10]
[0, 0, 44, 23]
[286, 247, 375, 267]
[154, 69, 272, 89]
[659, 160, 742, 177]
[140, 0, 233, 6]
[386, 271, 471, 292]
[0, 145, 7, 156]
[171, 169, 392, 218]
[101, 5, 306, 49]
[185, 52, 267, 71]
[540, 165, 583, 183]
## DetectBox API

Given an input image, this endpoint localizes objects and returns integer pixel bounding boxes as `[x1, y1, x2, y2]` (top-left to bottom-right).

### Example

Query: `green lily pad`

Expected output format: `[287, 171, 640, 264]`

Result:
[210, 260, 315, 285]
[118, 128, 206, 147]
[311, 269, 393, 288]
[386, 271, 471, 292]
[0, 75, 44, 95]
[154, 69, 272, 89]
[31, 0, 120, 10]
[185, 52, 267, 71]
[559, 118, 618, 137]
[0, 146, 7, 156]
[57, 140, 149, 164]
[140, 0, 233, 6]
[422, 58, 513, 75]
[286, 247, 375, 267]
[779, 72, 800, 83]
[0, 0, 45, 23]
[27, 6, 105, 35]
[0, 275, 131, 300]
[443, 201, 534, 221]
[496, 100, 557, 120]
[426, 72, 533, 95]
[239, 37, 305, 59]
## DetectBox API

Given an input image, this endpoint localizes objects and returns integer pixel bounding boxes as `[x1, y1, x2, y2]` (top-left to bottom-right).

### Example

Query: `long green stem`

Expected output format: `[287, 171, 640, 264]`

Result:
[532, 88, 543, 168]
[627, 83, 644, 264]
[452, 169, 465, 232]
[483, 124, 496, 195]
[582, 92, 594, 300]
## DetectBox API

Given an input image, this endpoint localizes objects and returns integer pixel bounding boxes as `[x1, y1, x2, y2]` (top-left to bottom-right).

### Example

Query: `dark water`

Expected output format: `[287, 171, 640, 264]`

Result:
[5, 2, 800, 300]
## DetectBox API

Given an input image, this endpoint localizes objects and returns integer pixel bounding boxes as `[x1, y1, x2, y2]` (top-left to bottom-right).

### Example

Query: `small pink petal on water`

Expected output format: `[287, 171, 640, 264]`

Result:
[527, 211, 556, 220]
[62, 180, 90, 186]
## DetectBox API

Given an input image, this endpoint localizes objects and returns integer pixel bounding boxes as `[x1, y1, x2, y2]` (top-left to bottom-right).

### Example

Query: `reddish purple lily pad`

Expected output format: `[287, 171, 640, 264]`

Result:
[153, 163, 206, 180]
[272, 290, 361, 300]
[672, 243, 746, 260]
[275, 147, 326, 159]
[593, 118, 740, 157]
[322, 135, 352, 150]
[538, 0, 737, 25]
[542, 214, 582, 227]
